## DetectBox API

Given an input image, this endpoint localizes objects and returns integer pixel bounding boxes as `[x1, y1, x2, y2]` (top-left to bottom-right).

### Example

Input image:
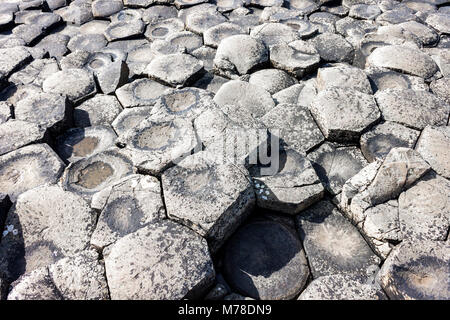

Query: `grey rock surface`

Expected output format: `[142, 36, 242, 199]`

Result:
[104, 220, 215, 300]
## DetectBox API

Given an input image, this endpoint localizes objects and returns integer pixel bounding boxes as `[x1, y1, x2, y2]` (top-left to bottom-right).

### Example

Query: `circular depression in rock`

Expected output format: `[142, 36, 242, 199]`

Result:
[152, 27, 169, 37]
[104, 196, 144, 236]
[223, 220, 309, 300]
[71, 136, 100, 158]
[162, 90, 198, 113]
[76, 161, 115, 189]
[133, 123, 176, 150]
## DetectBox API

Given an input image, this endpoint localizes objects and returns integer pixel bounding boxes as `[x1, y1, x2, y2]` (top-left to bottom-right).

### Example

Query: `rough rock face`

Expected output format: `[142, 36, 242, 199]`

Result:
[104, 220, 215, 300]
[7, 250, 109, 300]
[297, 201, 380, 279]
[378, 240, 450, 300]
[339, 147, 450, 258]
[0, 185, 96, 282]
[162, 151, 255, 251]
[0, 0, 449, 301]
[299, 273, 387, 300]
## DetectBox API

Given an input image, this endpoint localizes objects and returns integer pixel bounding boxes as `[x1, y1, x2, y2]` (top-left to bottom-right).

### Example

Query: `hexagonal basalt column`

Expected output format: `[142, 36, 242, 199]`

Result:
[0, 185, 96, 282]
[162, 151, 255, 252]
[104, 220, 215, 300]
[118, 118, 198, 175]
[0, 144, 65, 201]
[61, 148, 134, 201]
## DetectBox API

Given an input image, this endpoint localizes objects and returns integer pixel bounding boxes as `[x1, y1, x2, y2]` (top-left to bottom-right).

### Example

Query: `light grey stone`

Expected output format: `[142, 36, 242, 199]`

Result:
[378, 240, 450, 300]
[213, 80, 275, 119]
[55, 126, 117, 163]
[162, 151, 255, 251]
[145, 53, 204, 87]
[214, 34, 268, 77]
[0, 184, 96, 282]
[0, 120, 47, 156]
[104, 220, 215, 299]
[0, 144, 65, 202]
[117, 118, 198, 175]
[367, 45, 438, 79]
[74, 94, 123, 128]
[299, 274, 386, 300]
[309, 87, 380, 142]
[91, 174, 165, 249]
[375, 89, 450, 130]
[269, 40, 320, 78]
[42, 68, 97, 104]
[297, 200, 380, 279]
[115, 78, 170, 108]
[360, 121, 420, 162]
[415, 126, 450, 179]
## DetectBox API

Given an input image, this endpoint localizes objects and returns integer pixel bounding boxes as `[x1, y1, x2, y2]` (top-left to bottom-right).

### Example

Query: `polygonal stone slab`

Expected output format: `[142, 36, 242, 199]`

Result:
[55, 126, 117, 163]
[67, 34, 108, 53]
[118, 118, 198, 175]
[12, 24, 44, 45]
[14, 92, 70, 134]
[0, 144, 64, 201]
[115, 78, 171, 108]
[92, 0, 123, 18]
[74, 94, 123, 128]
[378, 240, 450, 300]
[375, 89, 450, 130]
[9, 58, 60, 87]
[6, 267, 62, 300]
[365, 67, 429, 93]
[0, 184, 96, 282]
[299, 274, 386, 300]
[223, 219, 310, 300]
[248, 69, 297, 94]
[214, 34, 268, 77]
[398, 21, 439, 46]
[204, 22, 246, 48]
[42, 68, 97, 104]
[104, 19, 145, 42]
[311, 32, 354, 63]
[317, 63, 372, 94]
[430, 77, 450, 104]
[112, 106, 152, 136]
[142, 5, 178, 24]
[104, 220, 215, 299]
[162, 151, 255, 251]
[0, 101, 12, 125]
[186, 10, 228, 35]
[415, 126, 450, 179]
[307, 142, 368, 195]
[367, 45, 438, 79]
[269, 40, 320, 78]
[250, 23, 300, 47]
[360, 121, 420, 162]
[61, 148, 134, 200]
[7, 250, 109, 300]
[163, 31, 201, 54]
[0, 120, 47, 156]
[90, 174, 165, 249]
[296, 201, 380, 279]
[309, 87, 380, 142]
[213, 80, 275, 119]
[426, 13, 450, 34]
[145, 18, 185, 42]
[261, 103, 324, 154]
[0, 46, 31, 81]
[148, 87, 216, 122]
[398, 172, 450, 242]
[146, 53, 204, 87]
[250, 149, 324, 214]
[194, 106, 267, 167]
